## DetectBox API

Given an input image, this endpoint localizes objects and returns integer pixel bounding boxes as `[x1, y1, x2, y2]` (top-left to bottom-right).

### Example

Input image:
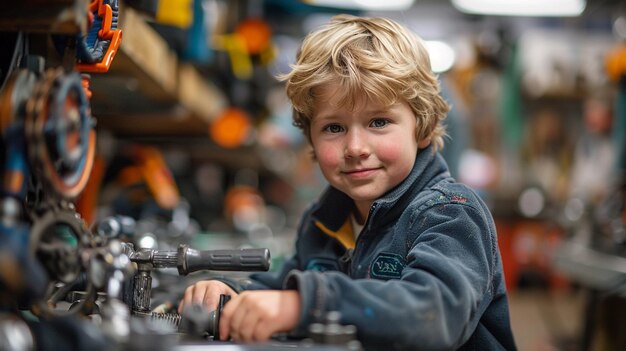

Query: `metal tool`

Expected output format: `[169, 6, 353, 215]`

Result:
[124, 243, 270, 317]
[178, 294, 231, 340]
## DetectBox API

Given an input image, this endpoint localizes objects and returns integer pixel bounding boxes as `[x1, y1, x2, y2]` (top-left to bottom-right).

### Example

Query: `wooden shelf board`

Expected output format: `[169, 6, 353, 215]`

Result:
[90, 5, 227, 133]
[96, 112, 210, 137]
[0, 0, 88, 34]
[108, 5, 179, 100]
[178, 63, 227, 122]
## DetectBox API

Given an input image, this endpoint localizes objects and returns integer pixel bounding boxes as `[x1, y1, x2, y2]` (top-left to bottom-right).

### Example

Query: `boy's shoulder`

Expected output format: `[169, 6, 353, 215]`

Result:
[412, 178, 486, 214]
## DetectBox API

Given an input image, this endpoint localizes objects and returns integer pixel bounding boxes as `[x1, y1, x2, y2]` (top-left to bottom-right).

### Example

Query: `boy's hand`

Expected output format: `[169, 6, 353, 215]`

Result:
[219, 290, 300, 342]
[178, 280, 237, 314]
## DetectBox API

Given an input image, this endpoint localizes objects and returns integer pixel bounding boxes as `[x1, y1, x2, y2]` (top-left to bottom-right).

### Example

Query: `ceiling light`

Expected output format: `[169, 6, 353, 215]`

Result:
[451, 0, 586, 17]
[425, 40, 456, 73]
[303, 0, 415, 11]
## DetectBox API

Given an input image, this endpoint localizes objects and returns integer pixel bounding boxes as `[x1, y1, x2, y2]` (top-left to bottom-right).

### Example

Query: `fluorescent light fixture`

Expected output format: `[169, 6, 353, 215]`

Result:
[425, 40, 455, 73]
[451, 0, 586, 17]
[304, 0, 415, 11]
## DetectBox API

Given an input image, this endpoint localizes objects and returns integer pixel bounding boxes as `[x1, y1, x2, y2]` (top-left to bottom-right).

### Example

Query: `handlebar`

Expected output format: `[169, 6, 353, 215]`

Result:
[176, 246, 271, 275]
[131, 244, 271, 275]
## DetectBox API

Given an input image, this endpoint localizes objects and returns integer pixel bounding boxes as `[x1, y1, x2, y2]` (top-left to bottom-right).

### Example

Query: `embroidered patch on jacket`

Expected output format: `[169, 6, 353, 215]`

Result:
[450, 194, 468, 203]
[306, 257, 339, 272]
[370, 253, 405, 279]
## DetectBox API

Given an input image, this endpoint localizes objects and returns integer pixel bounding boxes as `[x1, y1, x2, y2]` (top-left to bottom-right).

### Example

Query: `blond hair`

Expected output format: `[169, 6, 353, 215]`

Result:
[279, 14, 449, 150]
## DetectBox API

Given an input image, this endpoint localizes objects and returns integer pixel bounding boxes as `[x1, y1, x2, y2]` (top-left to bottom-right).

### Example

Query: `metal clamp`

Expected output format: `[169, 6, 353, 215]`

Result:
[76, 0, 123, 73]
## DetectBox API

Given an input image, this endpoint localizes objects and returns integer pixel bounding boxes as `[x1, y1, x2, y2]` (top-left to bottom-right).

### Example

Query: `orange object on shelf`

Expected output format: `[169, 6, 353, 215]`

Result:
[76, 0, 123, 73]
[136, 146, 180, 210]
[606, 42, 626, 83]
[209, 107, 251, 148]
[235, 18, 272, 55]
[224, 185, 264, 218]
[116, 145, 180, 210]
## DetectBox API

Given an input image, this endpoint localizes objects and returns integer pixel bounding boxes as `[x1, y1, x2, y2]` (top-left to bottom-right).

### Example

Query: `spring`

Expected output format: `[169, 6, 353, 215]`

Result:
[150, 312, 181, 327]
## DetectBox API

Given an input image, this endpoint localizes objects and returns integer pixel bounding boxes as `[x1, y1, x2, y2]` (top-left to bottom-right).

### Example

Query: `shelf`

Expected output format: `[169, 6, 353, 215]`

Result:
[102, 5, 179, 100]
[178, 63, 225, 121]
[0, 0, 88, 34]
[95, 112, 210, 136]
[108, 136, 298, 181]
[89, 5, 227, 136]
[0, 1, 227, 136]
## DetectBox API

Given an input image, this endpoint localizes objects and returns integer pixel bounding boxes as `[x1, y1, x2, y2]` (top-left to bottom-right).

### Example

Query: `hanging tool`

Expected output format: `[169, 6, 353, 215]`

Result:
[76, 0, 123, 73]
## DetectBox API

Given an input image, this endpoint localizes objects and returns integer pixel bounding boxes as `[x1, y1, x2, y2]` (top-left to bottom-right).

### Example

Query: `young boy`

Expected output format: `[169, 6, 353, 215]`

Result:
[180, 14, 516, 350]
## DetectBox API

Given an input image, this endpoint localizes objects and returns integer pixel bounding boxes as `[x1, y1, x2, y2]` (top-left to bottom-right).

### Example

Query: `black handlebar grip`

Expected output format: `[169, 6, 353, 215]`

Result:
[176, 245, 271, 275]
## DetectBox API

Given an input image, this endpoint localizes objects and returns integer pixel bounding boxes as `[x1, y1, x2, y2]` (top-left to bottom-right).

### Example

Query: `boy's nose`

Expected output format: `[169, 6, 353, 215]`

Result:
[344, 130, 370, 158]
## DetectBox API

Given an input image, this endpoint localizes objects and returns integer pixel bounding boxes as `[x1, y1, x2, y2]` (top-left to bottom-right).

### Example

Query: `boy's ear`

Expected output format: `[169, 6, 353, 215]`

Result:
[418, 137, 431, 149]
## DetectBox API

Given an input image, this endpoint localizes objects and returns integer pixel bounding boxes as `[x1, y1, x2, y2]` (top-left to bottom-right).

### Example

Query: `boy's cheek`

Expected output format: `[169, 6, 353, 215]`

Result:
[376, 141, 409, 163]
[314, 145, 342, 168]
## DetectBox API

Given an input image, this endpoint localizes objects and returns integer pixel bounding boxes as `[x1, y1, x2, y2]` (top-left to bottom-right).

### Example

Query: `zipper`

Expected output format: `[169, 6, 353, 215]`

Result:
[349, 203, 377, 276]
[339, 248, 354, 274]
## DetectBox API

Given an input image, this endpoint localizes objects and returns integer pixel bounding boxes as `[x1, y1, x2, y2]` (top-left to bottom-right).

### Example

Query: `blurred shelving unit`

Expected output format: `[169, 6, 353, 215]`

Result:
[90, 5, 227, 137]
[0, 1, 227, 137]
[0, 0, 296, 219]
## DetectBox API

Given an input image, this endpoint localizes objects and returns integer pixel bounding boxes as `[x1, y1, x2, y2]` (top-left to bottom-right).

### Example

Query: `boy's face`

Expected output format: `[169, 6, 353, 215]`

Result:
[310, 84, 428, 215]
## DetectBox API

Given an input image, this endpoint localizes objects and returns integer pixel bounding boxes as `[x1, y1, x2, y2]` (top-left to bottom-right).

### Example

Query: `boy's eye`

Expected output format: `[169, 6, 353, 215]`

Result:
[370, 118, 389, 128]
[323, 124, 344, 133]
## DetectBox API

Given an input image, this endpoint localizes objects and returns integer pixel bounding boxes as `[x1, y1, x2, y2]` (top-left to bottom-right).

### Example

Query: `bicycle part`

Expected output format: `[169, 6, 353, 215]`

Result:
[28, 202, 97, 316]
[128, 244, 268, 316]
[175, 246, 271, 275]
[25, 68, 96, 199]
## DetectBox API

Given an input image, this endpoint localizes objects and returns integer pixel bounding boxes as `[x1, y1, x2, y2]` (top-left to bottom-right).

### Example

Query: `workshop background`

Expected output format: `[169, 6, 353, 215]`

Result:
[1, 0, 625, 350]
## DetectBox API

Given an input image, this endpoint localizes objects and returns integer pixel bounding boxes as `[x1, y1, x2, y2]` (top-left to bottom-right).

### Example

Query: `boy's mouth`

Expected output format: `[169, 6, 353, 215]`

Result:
[342, 167, 381, 178]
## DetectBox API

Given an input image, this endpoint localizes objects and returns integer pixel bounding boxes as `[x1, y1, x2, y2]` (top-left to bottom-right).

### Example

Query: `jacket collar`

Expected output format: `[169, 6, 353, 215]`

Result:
[310, 145, 450, 245]
[371, 145, 449, 228]
[311, 186, 356, 248]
